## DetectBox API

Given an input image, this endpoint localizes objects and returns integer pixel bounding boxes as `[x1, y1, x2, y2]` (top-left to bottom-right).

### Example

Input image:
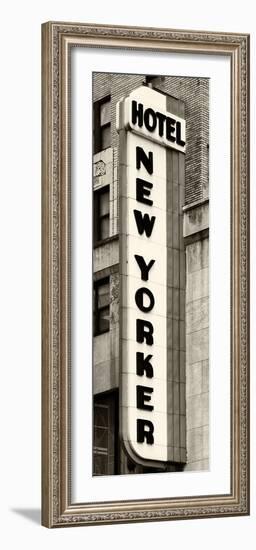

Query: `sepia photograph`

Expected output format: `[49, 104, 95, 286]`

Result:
[42, 22, 249, 527]
[92, 72, 209, 476]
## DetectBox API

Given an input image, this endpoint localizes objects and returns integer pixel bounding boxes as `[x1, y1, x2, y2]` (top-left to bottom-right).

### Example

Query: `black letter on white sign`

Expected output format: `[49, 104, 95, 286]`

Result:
[132, 101, 143, 127]
[137, 419, 154, 444]
[137, 385, 154, 411]
[136, 352, 153, 378]
[136, 146, 153, 174]
[133, 210, 156, 238]
[135, 287, 155, 313]
[166, 116, 176, 142]
[176, 121, 186, 147]
[144, 108, 157, 132]
[134, 255, 155, 281]
[136, 319, 154, 345]
[156, 111, 166, 137]
[136, 178, 153, 206]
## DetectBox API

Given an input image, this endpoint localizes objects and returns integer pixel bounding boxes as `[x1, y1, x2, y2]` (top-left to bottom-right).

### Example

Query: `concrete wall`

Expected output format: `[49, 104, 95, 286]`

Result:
[93, 269, 120, 395]
[93, 146, 120, 395]
[183, 200, 209, 470]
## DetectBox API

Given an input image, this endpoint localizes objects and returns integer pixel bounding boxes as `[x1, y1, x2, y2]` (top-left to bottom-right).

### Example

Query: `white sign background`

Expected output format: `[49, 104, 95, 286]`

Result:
[71, 47, 230, 503]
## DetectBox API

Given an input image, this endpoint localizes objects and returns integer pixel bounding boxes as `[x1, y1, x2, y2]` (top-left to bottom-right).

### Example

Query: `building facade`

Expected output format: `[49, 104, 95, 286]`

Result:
[93, 73, 209, 475]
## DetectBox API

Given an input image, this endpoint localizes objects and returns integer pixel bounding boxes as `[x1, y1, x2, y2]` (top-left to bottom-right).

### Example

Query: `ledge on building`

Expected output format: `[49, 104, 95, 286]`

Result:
[183, 198, 209, 245]
[93, 234, 119, 249]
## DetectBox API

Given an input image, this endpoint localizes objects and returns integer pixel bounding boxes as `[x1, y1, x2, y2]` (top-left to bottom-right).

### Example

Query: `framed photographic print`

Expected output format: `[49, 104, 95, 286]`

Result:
[41, 22, 250, 527]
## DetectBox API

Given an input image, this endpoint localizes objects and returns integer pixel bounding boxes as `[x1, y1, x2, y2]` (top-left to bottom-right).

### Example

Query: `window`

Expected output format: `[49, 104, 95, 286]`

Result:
[93, 392, 118, 476]
[93, 96, 111, 153]
[94, 277, 110, 336]
[94, 185, 110, 244]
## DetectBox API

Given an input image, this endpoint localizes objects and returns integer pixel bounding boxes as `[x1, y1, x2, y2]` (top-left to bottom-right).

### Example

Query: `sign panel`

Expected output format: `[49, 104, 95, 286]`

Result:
[117, 86, 186, 466]
[117, 87, 186, 153]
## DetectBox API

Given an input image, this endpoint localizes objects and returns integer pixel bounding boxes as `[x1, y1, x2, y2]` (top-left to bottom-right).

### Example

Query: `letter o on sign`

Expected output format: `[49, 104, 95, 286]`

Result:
[144, 108, 157, 132]
[135, 287, 155, 313]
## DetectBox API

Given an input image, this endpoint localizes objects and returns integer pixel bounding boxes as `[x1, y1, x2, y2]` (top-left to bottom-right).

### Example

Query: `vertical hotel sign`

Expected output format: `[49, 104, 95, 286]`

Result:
[117, 86, 186, 466]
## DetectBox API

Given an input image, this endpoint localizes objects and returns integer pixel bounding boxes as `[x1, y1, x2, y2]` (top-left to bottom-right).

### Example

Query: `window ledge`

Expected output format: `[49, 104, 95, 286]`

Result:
[94, 235, 119, 249]
[94, 328, 110, 337]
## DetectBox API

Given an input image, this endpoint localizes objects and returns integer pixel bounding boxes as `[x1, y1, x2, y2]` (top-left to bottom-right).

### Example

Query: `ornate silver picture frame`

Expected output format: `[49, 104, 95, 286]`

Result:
[42, 22, 250, 527]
